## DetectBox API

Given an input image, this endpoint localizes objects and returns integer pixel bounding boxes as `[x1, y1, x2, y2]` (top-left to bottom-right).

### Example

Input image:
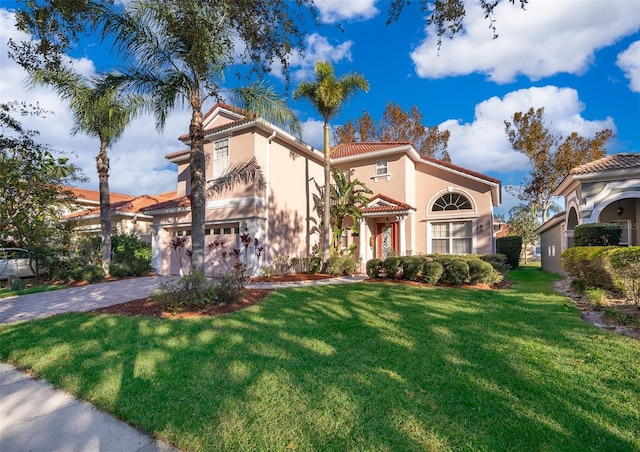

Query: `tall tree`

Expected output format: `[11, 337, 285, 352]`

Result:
[1, 102, 84, 275]
[29, 67, 144, 277]
[507, 204, 538, 264]
[334, 102, 451, 161]
[103, 0, 302, 275]
[387, 0, 528, 47]
[293, 61, 369, 265]
[505, 107, 614, 222]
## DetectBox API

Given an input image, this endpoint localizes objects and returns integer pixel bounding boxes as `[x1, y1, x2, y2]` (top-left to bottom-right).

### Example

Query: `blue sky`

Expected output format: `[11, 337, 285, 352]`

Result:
[1, 1, 639, 217]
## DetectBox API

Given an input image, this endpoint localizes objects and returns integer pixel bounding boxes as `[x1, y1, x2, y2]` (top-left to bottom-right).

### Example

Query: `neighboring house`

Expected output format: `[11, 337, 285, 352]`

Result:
[61, 186, 175, 242]
[536, 153, 640, 275]
[143, 104, 502, 276]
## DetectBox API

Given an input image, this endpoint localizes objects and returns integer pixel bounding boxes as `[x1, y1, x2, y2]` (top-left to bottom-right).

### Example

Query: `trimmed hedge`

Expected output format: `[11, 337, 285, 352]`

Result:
[573, 223, 622, 246]
[496, 236, 522, 270]
[326, 256, 357, 276]
[366, 259, 382, 278]
[423, 261, 444, 285]
[382, 256, 401, 279]
[400, 256, 423, 281]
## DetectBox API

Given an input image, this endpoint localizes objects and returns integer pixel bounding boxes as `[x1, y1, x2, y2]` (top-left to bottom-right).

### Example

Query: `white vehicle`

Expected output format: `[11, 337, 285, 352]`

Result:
[0, 248, 38, 279]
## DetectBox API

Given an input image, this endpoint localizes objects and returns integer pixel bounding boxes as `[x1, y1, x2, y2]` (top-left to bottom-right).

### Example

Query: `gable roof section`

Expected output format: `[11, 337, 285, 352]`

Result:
[63, 192, 176, 220]
[554, 153, 640, 196]
[331, 142, 501, 205]
[141, 195, 191, 215]
[361, 194, 416, 215]
[64, 186, 135, 206]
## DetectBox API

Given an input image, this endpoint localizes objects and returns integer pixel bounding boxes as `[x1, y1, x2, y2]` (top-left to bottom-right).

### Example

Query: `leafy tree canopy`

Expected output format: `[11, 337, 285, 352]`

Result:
[504, 107, 614, 222]
[334, 102, 451, 162]
[0, 102, 85, 266]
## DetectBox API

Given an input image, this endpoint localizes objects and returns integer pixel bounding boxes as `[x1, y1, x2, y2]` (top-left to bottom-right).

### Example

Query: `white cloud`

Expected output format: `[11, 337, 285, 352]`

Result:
[0, 9, 183, 197]
[272, 33, 354, 82]
[442, 86, 616, 173]
[315, 0, 379, 23]
[411, 0, 640, 83]
[300, 118, 325, 150]
[617, 40, 640, 92]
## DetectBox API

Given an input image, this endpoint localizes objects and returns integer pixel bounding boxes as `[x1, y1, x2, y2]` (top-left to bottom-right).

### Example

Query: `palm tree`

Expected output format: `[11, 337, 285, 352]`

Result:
[293, 61, 369, 265]
[103, 0, 300, 275]
[29, 67, 143, 277]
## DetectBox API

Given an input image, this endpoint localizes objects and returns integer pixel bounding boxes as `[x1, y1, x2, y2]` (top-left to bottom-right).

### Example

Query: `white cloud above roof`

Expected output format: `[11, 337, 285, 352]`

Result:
[617, 40, 640, 93]
[316, 0, 379, 23]
[410, 0, 640, 83]
[441, 86, 616, 173]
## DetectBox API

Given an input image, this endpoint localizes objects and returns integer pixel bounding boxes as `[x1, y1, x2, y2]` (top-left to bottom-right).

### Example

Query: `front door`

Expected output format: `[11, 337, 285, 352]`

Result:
[377, 222, 397, 259]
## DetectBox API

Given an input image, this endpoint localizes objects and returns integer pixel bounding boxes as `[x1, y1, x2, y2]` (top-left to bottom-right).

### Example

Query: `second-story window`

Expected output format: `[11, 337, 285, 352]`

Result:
[213, 139, 229, 179]
[376, 160, 388, 176]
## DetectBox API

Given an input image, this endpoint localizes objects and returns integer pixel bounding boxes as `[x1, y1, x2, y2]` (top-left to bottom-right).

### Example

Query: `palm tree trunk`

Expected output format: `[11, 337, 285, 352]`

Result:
[97, 142, 111, 278]
[189, 93, 206, 275]
[322, 121, 331, 266]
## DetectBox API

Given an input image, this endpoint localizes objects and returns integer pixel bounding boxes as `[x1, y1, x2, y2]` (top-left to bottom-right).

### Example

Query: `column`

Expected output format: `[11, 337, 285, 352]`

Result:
[359, 218, 367, 264]
[396, 215, 407, 256]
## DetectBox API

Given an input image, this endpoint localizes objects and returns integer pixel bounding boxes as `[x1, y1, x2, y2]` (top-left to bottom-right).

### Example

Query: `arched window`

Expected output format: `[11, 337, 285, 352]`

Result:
[431, 193, 472, 211]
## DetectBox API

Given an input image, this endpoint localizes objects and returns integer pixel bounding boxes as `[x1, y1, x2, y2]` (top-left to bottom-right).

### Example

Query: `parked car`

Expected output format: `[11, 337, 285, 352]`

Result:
[0, 248, 38, 279]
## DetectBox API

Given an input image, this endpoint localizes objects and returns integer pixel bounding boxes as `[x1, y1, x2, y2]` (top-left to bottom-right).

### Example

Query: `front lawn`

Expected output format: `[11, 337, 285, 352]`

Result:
[1, 267, 639, 451]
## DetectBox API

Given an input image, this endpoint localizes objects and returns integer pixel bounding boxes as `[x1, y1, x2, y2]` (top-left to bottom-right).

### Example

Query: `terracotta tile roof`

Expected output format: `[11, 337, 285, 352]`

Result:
[361, 194, 416, 214]
[141, 195, 191, 212]
[570, 153, 640, 175]
[330, 142, 500, 185]
[64, 186, 134, 204]
[63, 193, 176, 219]
[165, 149, 190, 160]
[331, 142, 412, 158]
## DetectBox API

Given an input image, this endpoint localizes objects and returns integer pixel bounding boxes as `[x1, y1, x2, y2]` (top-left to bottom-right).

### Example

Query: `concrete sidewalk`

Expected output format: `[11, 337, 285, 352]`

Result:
[0, 362, 180, 452]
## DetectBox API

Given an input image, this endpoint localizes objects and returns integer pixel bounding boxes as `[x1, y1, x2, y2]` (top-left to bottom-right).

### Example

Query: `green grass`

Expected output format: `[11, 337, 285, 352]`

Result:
[0, 283, 67, 299]
[1, 266, 639, 451]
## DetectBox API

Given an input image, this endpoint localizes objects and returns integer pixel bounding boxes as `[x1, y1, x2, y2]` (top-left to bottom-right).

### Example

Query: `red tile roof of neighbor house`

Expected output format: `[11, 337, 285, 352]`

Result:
[331, 142, 501, 185]
[361, 194, 416, 214]
[63, 192, 177, 219]
[570, 153, 640, 175]
[64, 186, 135, 204]
[141, 195, 191, 212]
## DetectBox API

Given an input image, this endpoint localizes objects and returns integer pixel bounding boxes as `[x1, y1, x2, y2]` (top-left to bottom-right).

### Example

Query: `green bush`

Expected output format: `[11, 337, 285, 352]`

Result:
[400, 256, 423, 281]
[382, 256, 401, 278]
[308, 257, 322, 274]
[422, 261, 444, 285]
[153, 272, 219, 312]
[496, 236, 522, 270]
[561, 246, 617, 291]
[440, 259, 470, 286]
[464, 257, 495, 285]
[111, 233, 151, 276]
[479, 254, 508, 275]
[573, 223, 622, 246]
[82, 265, 105, 283]
[109, 263, 132, 278]
[608, 247, 640, 307]
[326, 256, 357, 276]
[366, 259, 382, 278]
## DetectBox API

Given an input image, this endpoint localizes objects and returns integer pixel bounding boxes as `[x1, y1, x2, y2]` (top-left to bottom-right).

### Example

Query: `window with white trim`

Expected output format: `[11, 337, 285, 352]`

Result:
[432, 193, 472, 211]
[431, 221, 472, 254]
[376, 160, 388, 176]
[213, 139, 229, 179]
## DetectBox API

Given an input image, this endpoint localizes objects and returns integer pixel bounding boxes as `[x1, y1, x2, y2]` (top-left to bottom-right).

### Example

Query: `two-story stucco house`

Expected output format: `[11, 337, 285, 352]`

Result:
[143, 104, 502, 276]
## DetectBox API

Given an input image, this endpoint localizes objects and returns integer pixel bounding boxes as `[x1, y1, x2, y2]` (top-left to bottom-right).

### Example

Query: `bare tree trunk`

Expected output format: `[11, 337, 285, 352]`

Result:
[97, 142, 111, 278]
[322, 122, 331, 267]
[189, 92, 206, 275]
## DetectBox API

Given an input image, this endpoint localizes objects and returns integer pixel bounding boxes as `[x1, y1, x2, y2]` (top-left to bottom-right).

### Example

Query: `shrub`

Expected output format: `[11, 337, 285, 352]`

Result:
[82, 265, 105, 283]
[366, 259, 382, 278]
[496, 236, 522, 270]
[608, 247, 640, 307]
[422, 261, 444, 285]
[400, 257, 423, 281]
[464, 257, 495, 285]
[111, 233, 152, 276]
[479, 254, 508, 275]
[308, 257, 322, 274]
[153, 272, 219, 312]
[561, 247, 617, 291]
[271, 255, 294, 276]
[382, 256, 401, 278]
[440, 259, 469, 286]
[109, 262, 132, 278]
[573, 223, 622, 247]
[326, 256, 357, 276]
[584, 288, 606, 310]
